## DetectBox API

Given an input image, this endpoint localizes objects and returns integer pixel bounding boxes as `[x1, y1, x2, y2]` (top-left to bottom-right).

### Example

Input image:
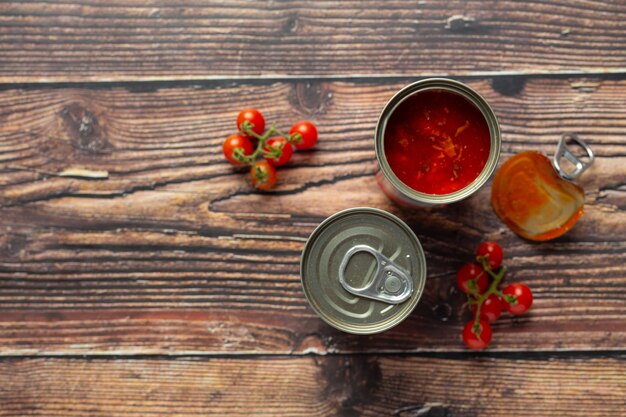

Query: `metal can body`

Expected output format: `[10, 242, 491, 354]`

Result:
[300, 207, 427, 334]
[375, 78, 501, 207]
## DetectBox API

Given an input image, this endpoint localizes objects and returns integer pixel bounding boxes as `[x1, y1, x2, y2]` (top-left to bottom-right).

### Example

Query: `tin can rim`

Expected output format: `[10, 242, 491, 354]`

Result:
[375, 78, 501, 205]
[300, 207, 427, 334]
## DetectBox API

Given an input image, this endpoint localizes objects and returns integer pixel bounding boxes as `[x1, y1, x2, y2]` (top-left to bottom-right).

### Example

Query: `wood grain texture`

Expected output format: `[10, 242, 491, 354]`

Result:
[1, 2, 624, 415]
[0, 355, 624, 416]
[1, 1, 626, 82]
[0, 76, 624, 354]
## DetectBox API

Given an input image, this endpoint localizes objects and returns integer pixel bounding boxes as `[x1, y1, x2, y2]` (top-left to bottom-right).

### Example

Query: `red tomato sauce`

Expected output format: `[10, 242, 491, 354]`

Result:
[384, 89, 491, 195]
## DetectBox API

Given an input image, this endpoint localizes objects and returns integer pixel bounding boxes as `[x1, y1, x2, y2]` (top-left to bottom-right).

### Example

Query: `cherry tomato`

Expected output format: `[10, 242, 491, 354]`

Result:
[222, 134, 254, 165]
[237, 109, 265, 137]
[263, 136, 293, 166]
[462, 319, 492, 350]
[456, 263, 489, 294]
[502, 283, 533, 315]
[250, 160, 277, 190]
[476, 241, 504, 270]
[289, 121, 318, 150]
[471, 294, 502, 323]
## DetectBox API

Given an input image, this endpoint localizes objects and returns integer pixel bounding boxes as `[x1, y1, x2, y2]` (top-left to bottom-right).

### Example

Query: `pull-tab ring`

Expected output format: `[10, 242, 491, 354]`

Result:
[552, 133, 594, 181]
[338, 245, 413, 304]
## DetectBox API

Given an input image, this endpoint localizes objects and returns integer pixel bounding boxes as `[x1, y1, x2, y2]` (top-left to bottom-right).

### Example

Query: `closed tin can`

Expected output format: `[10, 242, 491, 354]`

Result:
[375, 78, 501, 207]
[300, 207, 427, 334]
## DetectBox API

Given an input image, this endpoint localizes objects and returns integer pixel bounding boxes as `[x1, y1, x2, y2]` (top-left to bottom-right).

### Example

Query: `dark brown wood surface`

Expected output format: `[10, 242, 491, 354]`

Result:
[0, 1, 625, 416]
[1, 1, 625, 81]
[1, 356, 624, 417]
[0, 77, 625, 355]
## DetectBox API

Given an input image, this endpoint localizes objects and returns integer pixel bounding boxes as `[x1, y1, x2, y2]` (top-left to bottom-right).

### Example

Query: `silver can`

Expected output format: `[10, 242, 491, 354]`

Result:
[300, 207, 427, 334]
[375, 78, 501, 207]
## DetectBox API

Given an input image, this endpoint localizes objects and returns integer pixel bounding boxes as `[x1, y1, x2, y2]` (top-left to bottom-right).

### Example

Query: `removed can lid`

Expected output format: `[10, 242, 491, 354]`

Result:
[300, 207, 427, 334]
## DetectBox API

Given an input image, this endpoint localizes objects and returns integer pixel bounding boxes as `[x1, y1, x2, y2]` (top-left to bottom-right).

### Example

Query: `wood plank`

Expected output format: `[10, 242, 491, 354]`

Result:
[1, 1, 625, 82]
[0, 355, 624, 416]
[0, 76, 625, 354]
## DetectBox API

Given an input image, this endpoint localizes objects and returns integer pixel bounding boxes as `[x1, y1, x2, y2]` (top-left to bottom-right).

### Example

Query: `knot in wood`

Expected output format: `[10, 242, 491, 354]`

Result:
[289, 82, 333, 116]
[491, 76, 527, 97]
[283, 14, 298, 33]
[320, 356, 381, 414]
[60, 103, 109, 153]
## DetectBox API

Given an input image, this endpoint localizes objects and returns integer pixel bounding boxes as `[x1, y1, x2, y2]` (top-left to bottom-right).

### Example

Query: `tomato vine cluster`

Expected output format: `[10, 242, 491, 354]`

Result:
[222, 109, 318, 190]
[457, 242, 534, 349]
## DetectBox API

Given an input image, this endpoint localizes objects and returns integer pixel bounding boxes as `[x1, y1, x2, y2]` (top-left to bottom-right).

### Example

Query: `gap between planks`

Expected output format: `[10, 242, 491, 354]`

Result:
[0, 349, 624, 360]
[1, 69, 626, 89]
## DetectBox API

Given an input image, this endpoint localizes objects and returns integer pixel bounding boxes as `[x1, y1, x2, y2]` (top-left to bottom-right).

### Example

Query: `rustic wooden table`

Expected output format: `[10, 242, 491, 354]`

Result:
[1, 1, 625, 416]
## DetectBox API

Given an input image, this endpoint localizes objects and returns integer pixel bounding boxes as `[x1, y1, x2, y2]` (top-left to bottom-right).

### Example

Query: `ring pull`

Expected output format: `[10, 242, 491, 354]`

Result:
[338, 245, 413, 304]
[552, 133, 594, 181]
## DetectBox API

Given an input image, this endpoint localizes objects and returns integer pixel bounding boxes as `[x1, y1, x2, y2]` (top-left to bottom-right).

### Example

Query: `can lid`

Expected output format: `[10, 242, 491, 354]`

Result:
[300, 207, 427, 334]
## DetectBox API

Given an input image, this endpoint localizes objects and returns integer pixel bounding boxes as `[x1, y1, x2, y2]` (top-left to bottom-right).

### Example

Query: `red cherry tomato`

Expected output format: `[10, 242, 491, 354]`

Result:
[289, 121, 318, 150]
[476, 241, 504, 270]
[462, 319, 492, 350]
[222, 134, 254, 165]
[456, 263, 489, 294]
[237, 109, 265, 137]
[502, 283, 533, 315]
[263, 136, 293, 166]
[471, 294, 502, 323]
[250, 160, 277, 190]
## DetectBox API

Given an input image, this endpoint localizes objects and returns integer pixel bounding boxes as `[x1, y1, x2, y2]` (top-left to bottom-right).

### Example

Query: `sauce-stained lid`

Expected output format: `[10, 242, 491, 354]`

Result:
[300, 207, 427, 334]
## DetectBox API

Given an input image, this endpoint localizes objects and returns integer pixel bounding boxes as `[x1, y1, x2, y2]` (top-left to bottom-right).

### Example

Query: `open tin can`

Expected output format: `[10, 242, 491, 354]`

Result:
[300, 207, 427, 334]
[375, 78, 502, 207]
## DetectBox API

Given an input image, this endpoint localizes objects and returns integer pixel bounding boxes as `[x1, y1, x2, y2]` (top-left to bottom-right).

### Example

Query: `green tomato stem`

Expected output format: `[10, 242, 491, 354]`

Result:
[471, 258, 508, 329]
[238, 122, 297, 165]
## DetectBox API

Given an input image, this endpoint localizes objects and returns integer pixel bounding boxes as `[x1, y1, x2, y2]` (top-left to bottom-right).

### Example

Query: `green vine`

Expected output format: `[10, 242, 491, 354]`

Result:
[234, 121, 302, 165]
[466, 257, 516, 336]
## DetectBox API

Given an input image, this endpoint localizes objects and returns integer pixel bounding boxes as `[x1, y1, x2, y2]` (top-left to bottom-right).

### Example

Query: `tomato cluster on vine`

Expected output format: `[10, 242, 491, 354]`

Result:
[457, 242, 533, 350]
[222, 109, 318, 190]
